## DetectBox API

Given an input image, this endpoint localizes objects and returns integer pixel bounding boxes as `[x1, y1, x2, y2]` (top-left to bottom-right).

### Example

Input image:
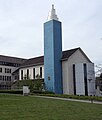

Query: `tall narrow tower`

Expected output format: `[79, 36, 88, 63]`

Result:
[44, 5, 63, 94]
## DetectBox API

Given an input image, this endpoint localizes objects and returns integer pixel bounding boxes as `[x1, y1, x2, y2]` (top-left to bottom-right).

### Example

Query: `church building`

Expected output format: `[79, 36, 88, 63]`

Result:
[19, 5, 95, 95]
[0, 5, 96, 96]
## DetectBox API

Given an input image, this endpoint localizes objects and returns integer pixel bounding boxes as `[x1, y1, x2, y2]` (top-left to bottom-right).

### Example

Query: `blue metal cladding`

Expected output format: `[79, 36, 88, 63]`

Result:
[44, 20, 63, 94]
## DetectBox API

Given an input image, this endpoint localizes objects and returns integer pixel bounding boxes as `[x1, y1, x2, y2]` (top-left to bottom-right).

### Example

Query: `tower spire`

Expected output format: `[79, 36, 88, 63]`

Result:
[47, 4, 59, 21]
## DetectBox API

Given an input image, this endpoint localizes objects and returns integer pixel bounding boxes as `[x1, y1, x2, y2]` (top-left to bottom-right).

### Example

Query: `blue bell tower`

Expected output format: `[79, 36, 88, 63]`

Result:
[44, 5, 63, 94]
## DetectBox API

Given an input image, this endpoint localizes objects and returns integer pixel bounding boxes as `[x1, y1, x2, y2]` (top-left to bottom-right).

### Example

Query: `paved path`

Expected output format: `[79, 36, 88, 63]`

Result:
[33, 95, 102, 104]
[1, 93, 102, 104]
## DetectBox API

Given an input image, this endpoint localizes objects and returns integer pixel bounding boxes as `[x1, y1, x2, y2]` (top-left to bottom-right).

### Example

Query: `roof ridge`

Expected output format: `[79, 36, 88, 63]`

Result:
[0, 54, 26, 60]
[63, 47, 80, 52]
[27, 55, 44, 60]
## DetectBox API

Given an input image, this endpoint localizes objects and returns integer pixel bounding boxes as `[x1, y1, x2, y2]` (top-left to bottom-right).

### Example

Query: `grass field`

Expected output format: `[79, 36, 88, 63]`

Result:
[0, 94, 102, 120]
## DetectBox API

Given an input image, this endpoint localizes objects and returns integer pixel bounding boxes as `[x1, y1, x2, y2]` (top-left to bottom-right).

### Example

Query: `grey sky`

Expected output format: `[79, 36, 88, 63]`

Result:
[0, 0, 102, 65]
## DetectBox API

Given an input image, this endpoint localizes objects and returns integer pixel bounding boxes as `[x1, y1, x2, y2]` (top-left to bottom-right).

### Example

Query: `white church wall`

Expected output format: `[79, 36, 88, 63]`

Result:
[87, 63, 96, 95]
[75, 63, 85, 95]
[63, 49, 91, 95]
[62, 60, 69, 94]
[75, 63, 95, 96]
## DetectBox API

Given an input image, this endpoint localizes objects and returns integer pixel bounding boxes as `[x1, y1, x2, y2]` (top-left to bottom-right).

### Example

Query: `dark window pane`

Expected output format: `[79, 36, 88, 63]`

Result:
[27, 69, 29, 79]
[0, 68, 2, 73]
[40, 67, 42, 78]
[21, 70, 23, 80]
[33, 68, 35, 79]
[73, 64, 76, 95]
[83, 63, 88, 96]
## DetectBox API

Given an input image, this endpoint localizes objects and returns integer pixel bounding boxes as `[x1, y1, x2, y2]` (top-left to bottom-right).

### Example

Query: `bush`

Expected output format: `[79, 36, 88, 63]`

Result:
[15, 80, 43, 92]
[37, 93, 102, 102]
[30, 90, 55, 95]
[0, 90, 23, 94]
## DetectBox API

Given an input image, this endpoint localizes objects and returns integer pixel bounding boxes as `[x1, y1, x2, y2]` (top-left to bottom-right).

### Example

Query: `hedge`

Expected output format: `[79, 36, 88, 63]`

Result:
[0, 90, 23, 94]
[38, 94, 102, 102]
[0, 90, 102, 102]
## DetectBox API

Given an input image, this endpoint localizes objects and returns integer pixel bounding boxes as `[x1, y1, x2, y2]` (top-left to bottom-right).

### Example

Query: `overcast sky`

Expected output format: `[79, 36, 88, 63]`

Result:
[0, 0, 102, 65]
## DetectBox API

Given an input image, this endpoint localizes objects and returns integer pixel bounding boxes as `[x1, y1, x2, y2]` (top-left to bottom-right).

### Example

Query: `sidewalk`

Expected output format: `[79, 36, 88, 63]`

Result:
[33, 95, 102, 104]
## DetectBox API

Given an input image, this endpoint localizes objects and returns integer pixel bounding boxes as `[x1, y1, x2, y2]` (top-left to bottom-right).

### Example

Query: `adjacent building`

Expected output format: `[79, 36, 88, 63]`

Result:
[0, 55, 26, 89]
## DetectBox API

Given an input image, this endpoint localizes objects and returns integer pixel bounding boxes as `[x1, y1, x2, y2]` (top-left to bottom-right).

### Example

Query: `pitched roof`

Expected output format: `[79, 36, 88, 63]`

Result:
[20, 56, 44, 67]
[0, 55, 26, 64]
[61, 48, 79, 60]
[20, 48, 80, 68]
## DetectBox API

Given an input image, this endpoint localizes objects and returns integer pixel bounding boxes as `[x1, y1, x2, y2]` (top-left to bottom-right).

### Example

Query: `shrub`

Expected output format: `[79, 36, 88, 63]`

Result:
[0, 90, 23, 94]
[37, 93, 102, 102]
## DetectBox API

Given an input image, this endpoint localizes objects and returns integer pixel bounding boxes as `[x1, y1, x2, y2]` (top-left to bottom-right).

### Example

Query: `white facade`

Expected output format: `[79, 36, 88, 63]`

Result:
[62, 49, 95, 95]
[0, 65, 18, 89]
[74, 63, 85, 95]
[19, 65, 44, 80]
[87, 63, 96, 95]
[0, 65, 17, 76]
[75, 63, 95, 95]
[19, 49, 96, 96]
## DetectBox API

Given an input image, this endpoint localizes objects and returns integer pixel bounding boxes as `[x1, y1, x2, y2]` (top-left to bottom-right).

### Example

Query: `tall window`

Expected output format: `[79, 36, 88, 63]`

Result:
[27, 69, 29, 79]
[5, 68, 6, 73]
[5, 76, 7, 81]
[5, 68, 11, 73]
[83, 63, 88, 96]
[0, 68, 2, 73]
[0, 75, 2, 80]
[33, 68, 35, 79]
[40, 67, 42, 78]
[73, 64, 76, 95]
[9, 76, 11, 81]
[21, 70, 23, 80]
[10, 69, 11, 73]
[7, 76, 11, 81]
[3, 76, 4, 81]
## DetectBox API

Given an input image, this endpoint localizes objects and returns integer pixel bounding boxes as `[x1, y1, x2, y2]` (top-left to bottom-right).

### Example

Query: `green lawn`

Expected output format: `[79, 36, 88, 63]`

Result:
[0, 94, 102, 120]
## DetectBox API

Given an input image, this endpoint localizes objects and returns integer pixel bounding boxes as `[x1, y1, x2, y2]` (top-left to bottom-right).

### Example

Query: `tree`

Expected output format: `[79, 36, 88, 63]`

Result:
[95, 64, 102, 77]
[16, 74, 43, 92]
[100, 73, 102, 78]
[34, 74, 43, 91]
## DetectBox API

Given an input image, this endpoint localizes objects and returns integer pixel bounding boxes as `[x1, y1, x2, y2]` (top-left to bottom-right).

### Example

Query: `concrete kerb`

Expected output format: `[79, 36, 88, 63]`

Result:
[32, 95, 102, 104]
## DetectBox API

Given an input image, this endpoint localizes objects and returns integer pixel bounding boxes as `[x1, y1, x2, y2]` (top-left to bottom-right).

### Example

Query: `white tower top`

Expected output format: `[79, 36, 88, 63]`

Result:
[47, 4, 59, 21]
